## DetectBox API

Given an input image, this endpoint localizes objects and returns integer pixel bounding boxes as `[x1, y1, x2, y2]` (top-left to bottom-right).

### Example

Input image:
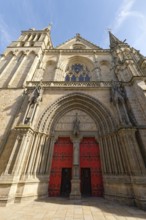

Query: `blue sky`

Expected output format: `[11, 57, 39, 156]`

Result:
[0, 0, 146, 55]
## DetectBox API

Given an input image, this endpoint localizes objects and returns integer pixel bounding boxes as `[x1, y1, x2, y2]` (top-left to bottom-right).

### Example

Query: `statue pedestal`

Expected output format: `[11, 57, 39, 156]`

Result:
[70, 179, 81, 199]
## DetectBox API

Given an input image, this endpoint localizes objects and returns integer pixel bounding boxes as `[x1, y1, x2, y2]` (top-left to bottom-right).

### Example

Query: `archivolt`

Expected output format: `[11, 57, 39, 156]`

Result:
[37, 93, 116, 135]
[60, 55, 95, 73]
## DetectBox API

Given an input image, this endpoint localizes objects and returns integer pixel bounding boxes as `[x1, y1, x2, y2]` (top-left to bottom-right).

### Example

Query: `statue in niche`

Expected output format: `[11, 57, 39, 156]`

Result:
[24, 85, 42, 124]
[110, 81, 131, 125]
[73, 113, 80, 137]
[28, 85, 41, 105]
[94, 67, 101, 80]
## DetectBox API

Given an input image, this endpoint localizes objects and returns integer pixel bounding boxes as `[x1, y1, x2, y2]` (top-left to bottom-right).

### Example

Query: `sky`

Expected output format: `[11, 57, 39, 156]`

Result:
[0, 0, 146, 55]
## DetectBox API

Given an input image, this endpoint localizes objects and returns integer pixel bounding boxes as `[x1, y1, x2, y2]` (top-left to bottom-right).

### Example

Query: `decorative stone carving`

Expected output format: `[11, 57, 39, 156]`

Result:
[24, 85, 43, 124]
[110, 81, 131, 126]
[72, 113, 80, 137]
[65, 63, 90, 82]
[28, 85, 41, 105]
[93, 67, 101, 80]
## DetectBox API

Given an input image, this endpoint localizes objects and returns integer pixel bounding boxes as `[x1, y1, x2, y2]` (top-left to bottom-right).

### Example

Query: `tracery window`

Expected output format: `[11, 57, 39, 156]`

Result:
[65, 64, 90, 82]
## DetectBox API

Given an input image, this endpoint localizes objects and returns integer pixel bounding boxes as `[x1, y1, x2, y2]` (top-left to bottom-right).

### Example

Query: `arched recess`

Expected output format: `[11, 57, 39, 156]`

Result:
[43, 60, 57, 81]
[99, 60, 113, 81]
[56, 56, 96, 81]
[35, 93, 127, 177]
[37, 92, 115, 134]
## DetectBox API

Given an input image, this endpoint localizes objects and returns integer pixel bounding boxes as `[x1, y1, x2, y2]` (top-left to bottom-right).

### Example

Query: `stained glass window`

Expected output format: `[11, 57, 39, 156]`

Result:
[65, 64, 90, 82]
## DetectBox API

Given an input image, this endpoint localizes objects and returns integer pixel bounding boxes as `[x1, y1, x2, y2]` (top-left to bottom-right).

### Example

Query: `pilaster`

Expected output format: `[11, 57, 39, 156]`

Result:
[8, 53, 27, 87]
[118, 127, 145, 175]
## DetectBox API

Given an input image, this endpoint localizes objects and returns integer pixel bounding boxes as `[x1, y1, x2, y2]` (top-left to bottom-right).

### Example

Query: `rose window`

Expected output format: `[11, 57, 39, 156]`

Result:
[65, 64, 90, 82]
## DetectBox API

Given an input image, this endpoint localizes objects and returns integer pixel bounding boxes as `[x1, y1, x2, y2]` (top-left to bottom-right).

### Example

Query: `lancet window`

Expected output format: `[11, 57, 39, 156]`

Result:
[65, 64, 90, 82]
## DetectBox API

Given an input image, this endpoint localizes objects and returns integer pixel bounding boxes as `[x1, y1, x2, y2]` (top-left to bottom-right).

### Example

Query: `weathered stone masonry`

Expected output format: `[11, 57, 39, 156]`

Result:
[0, 26, 146, 210]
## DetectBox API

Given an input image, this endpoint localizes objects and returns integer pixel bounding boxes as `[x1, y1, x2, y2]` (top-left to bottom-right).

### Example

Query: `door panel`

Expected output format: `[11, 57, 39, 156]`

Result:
[48, 137, 73, 196]
[49, 136, 103, 197]
[81, 168, 91, 196]
[60, 168, 71, 196]
[80, 137, 103, 196]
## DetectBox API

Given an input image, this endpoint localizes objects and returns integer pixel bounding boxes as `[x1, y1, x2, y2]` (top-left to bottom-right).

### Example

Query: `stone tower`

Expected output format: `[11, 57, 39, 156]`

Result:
[0, 27, 146, 210]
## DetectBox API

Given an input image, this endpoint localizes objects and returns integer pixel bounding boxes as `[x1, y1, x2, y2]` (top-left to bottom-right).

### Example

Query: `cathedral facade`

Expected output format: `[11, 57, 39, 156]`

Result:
[0, 26, 146, 209]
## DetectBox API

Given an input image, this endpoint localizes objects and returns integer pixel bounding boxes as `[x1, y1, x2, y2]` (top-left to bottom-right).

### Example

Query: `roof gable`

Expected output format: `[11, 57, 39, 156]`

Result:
[56, 34, 102, 50]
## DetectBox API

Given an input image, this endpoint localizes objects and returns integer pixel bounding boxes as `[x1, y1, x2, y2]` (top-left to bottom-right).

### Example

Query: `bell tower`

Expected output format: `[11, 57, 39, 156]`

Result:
[10, 24, 52, 49]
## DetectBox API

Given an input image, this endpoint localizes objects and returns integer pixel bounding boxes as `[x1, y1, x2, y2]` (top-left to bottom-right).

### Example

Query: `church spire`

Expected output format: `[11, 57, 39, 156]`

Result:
[109, 31, 126, 49]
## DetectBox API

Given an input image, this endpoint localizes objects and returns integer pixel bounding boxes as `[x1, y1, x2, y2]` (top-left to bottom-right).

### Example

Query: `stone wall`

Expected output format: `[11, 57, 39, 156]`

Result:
[0, 89, 23, 150]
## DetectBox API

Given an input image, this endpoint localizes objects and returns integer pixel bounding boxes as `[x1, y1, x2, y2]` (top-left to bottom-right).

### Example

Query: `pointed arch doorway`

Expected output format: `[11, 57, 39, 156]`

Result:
[38, 92, 116, 199]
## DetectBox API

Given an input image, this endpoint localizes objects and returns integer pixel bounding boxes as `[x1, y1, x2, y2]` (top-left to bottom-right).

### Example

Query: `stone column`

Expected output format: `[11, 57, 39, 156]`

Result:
[4, 134, 22, 174]
[118, 128, 146, 175]
[70, 138, 81, 199]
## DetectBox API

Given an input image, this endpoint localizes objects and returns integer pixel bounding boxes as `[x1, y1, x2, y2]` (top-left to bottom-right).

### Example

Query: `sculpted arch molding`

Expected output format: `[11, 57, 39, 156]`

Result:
[37, 92, 116, 134]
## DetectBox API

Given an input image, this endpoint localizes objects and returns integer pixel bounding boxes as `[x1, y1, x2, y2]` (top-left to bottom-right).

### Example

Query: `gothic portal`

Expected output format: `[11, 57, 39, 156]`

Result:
[0, 26, 146, 210]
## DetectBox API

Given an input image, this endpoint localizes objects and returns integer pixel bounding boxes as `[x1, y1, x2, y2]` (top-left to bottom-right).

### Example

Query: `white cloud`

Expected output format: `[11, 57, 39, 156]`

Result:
[103, 0, 146, 55]
[111, 0, 136, 33]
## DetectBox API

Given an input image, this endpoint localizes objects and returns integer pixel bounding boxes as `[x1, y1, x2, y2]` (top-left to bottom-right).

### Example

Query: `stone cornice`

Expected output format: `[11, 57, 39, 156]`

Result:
[21, 30, 50, 34]
[14, 124, 50, 136]
[44, 48, 111, 55]
[26, 81, 113, 89]
[25, 77, 146, 89]
[0, 76, 146, 90]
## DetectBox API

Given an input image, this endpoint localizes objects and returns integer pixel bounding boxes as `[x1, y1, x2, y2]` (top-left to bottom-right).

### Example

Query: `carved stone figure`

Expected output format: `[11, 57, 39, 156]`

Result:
[110, 81, 131, 125]
[28, 85, 41, 105]
[94, 67, 101, 80]
[24, 85, 42, 124]
[111, 82, 126, 103]
[73, 113, 80, 137]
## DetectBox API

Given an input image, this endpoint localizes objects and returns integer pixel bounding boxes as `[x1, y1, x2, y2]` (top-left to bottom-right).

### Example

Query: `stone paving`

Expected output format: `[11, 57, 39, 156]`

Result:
[0, 197, 146, 220]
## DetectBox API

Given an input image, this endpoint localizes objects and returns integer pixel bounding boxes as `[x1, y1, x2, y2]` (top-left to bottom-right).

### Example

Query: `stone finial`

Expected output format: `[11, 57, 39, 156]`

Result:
[44, 23, 52, 31]
[76, 33, 81, 42]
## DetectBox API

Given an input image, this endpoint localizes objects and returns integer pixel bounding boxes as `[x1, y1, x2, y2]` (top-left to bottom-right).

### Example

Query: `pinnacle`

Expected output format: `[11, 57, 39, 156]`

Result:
[109, 31, 126, 49]
[44, 23, 52, 32]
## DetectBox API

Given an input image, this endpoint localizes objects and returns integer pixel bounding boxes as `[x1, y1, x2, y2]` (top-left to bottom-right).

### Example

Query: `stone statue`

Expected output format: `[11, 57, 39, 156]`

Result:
[24, 85, 42, 124]
[110, 81, 126, 104]
[28, 85, 41, 105]
[94, 67, 101, 80]
[110, 81, 131, 125]
[73, 113, 80, 137]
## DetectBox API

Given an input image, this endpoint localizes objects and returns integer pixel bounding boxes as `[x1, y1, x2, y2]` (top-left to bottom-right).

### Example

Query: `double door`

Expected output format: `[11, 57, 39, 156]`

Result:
[49, 137, 103, 197]
[60, 167, 91, 196]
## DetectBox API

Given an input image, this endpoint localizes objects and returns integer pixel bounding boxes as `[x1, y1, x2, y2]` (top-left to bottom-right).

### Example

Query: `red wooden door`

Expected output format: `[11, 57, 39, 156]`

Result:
[80, 137, 103, 196]
[48, 137, 73, 196]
